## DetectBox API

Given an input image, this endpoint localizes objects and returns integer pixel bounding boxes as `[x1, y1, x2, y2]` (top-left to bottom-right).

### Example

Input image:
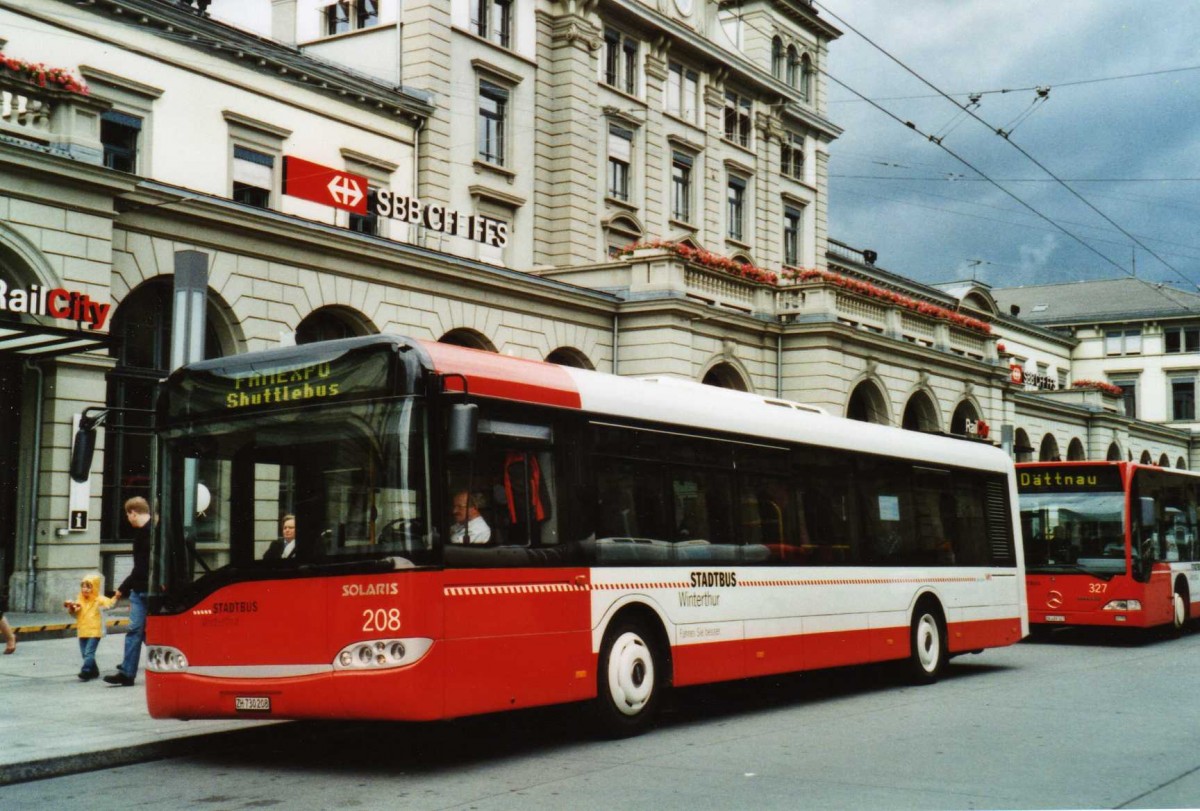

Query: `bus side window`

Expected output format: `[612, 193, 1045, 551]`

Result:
[794, 447, 857, 565]
[739, 474, 800, 561]
[499, 450, 556, 546]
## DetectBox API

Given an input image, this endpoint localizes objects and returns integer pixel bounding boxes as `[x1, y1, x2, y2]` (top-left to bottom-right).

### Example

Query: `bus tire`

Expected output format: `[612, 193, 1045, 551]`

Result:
[1171, 583, 1189, 633]
[906, 599, 948, 684]
[594, 618, 663, 737]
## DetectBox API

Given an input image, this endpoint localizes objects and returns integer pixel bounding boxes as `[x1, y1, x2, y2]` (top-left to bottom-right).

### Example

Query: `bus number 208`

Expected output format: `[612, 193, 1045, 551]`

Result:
[362, 608, 402, 632]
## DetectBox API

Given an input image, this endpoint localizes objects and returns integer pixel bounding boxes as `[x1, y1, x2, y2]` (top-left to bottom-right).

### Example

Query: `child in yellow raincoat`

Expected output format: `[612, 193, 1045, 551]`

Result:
[65, 573, 117, 681]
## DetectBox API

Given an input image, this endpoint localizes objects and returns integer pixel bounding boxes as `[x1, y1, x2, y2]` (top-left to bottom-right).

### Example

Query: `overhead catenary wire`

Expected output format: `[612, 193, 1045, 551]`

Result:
[814, 0, 1200, 296]
[819, 68, 1133, 277]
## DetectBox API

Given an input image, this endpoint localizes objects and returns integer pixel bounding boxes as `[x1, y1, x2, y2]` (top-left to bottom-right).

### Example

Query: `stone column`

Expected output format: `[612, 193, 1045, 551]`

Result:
[533, 10, 602, 267]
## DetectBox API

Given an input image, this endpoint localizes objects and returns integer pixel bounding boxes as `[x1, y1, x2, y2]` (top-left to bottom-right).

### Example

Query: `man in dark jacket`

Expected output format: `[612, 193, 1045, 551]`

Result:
[104, 496, 151, 686]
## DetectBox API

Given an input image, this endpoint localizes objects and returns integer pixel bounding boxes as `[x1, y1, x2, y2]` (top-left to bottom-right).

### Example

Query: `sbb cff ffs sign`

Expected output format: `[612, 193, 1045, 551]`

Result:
[283, 156, 368, 215]
[282, 156, 509, 248]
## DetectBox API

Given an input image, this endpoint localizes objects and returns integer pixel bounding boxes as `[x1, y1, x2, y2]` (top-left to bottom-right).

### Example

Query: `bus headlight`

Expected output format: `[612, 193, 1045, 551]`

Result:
[146, 645, 189, 672]
[332, 638, 432, 671]
[1102, 600, 1142, 611]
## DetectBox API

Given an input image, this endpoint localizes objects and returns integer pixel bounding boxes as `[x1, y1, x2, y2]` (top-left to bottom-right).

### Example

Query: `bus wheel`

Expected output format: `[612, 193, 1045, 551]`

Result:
[906, 602, 948, 684]
[1172, 587, 1188, 633]
[594, 620, 662, 737]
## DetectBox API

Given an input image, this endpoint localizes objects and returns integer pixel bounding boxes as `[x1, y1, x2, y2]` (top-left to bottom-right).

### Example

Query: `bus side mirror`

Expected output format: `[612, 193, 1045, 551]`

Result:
[447, 403, 478, 457]
[69, 424, 97, 483]
[1139, 497, 1156, 529]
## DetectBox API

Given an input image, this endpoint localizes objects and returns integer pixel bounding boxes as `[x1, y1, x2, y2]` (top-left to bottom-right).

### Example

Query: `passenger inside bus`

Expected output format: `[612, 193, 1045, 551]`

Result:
[263, 514, 297, 560]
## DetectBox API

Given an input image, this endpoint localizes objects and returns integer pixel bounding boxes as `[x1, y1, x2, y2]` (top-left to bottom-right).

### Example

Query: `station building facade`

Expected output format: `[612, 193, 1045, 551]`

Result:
[0, 0, 1191, 610]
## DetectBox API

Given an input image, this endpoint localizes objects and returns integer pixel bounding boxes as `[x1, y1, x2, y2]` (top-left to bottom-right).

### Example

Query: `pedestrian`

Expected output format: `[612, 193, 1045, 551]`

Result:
[1, 608, 15, 655]
[104, 495, 150, 687]
[64, 572, 117, 680]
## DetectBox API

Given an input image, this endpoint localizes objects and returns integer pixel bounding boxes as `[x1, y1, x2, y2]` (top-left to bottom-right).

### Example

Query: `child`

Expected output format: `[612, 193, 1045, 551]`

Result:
[65, 573, 117, 681]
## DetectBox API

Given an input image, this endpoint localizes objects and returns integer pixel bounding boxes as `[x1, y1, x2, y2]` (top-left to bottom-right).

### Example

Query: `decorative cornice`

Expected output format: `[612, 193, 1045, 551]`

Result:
[547, 13, 602, 52]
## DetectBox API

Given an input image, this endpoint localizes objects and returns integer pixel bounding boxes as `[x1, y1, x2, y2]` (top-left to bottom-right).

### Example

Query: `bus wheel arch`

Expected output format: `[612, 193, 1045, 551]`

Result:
[905, 592, 949, 684]
[593, 603, 672, 737]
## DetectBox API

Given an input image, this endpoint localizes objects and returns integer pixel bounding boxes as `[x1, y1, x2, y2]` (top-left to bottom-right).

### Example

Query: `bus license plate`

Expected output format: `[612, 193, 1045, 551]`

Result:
[1044, 615, 1066, 623]
[235, 696, 271, 712]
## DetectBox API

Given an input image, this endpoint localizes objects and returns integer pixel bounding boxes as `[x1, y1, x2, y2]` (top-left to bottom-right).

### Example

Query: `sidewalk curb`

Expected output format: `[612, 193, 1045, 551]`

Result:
[11, 619, 130, 642]
[0, 723, 285, 786]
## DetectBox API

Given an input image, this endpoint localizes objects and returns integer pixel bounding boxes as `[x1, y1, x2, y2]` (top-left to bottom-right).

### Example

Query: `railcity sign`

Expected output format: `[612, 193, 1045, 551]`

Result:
[0, 280, 111, 330]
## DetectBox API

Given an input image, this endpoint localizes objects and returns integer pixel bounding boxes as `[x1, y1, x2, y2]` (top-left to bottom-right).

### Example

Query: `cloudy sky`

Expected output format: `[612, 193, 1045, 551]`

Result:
[818, 0, 1200, 291]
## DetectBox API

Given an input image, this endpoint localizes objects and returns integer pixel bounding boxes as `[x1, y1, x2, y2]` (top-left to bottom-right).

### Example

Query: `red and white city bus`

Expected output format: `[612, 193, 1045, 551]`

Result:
[1018, 461, 1200, 632]
[130, 335, 1025, 734]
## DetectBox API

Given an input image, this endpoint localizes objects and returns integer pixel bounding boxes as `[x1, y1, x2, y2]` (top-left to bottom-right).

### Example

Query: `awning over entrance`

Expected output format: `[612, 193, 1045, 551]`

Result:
[0, 318, 110, 359]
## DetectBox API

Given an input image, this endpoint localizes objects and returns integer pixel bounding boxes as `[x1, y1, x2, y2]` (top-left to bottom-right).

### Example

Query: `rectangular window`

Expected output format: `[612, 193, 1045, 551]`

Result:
[1165, 326, 1200, 354]
[1113, 379, 1137, 419]
[349, 187, 380, 235]
[607, 125, 633, 202]
[101, 110, 141, 174]
[780, 131, 804, 180]
[602, 28, 639, 96]
[1105, 328, 1142, 356]
[727, 177, 746, 241]
[478, 80, 508, 166]
[232, 145, 274, 209]
[622, 38, 638, 95]
[671, 152, 692, 222]
[727, 176, 746, 242]
[324, 1, 349, 34]
[472, 0, 511, 47]
[323, 0, 377, 35]
[1172, 378, 1195, 421]
[783, 206, 802, 266]
[666, 62, 700, 123]
[723, 91, 752, 148]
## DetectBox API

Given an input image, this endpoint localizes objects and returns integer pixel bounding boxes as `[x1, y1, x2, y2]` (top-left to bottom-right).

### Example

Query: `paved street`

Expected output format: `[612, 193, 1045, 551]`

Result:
[2, 627, 1198, 810]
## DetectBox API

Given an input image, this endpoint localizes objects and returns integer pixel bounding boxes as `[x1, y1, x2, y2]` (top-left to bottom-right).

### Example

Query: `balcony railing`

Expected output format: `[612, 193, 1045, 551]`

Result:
[0, 70, 108, 164]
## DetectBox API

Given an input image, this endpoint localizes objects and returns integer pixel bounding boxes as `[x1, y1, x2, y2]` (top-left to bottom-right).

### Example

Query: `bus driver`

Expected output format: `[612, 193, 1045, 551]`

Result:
[450, 491, 491, 545]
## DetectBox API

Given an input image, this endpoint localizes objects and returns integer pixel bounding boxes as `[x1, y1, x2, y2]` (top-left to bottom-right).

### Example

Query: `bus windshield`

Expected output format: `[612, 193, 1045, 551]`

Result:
[1019, 490, 1126, 577]
[153, 396, 431, 609]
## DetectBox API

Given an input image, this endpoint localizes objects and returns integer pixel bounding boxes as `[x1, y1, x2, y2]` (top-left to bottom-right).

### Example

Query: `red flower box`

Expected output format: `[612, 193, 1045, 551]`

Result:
[0, 54, 88, 95]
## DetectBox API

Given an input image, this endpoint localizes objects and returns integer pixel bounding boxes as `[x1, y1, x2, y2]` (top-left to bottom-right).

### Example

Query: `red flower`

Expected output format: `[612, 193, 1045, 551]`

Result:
[1072, 380, 1123, 396]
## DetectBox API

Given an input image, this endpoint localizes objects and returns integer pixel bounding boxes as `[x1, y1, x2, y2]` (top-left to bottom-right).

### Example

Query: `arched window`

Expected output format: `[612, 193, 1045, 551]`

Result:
[1177, 457, 1188, 470]
[901, 390, 940, 432]
[546, 347, 594, 370]
[847, 380, 889, 424]
[296, 306, 372, 344]
[439, 329, 497, 352]
[771, 37, 783, 79]
[105, 279, 226, 543]
[800, 54, 813, 101]
[702, 362, 749, 392]
[1158, 453, 1170, 467]
[786, 45, 799, 87]
[1067, 438, 1086, 461]
[1039, 433, 1061, 462]
[949, 400, 979, 435]
[605, 214, 643, 259]
[1139, 450, 1152, 464]
[1106, 442, 1122, 461]
[1014, 428, 1034, 463]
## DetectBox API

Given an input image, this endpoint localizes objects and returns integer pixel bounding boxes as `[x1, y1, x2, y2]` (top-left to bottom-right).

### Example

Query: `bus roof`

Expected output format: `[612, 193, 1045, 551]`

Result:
[421, 339, 1012, 474]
